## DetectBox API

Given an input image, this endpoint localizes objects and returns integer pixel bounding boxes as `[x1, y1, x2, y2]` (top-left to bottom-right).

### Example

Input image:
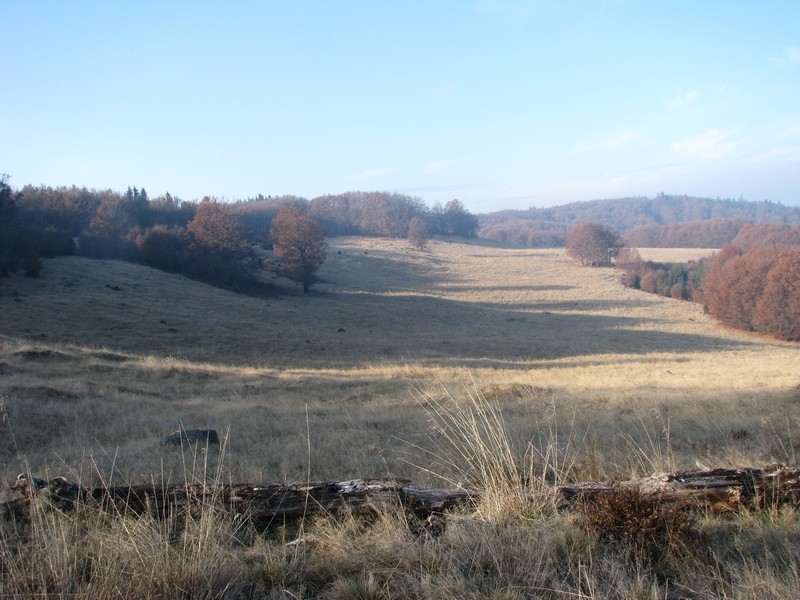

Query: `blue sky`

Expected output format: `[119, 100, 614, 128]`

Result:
[3, 1, 799, 212]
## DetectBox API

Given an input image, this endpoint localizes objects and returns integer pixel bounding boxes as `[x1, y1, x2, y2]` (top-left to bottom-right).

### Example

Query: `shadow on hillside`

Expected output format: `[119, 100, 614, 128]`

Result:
[275, 291, 758, 369]
[1, 253, 762, 369]
[484, 298, 658, 312]
[436, 284, 577, 293]
[319, 249, 450, 294]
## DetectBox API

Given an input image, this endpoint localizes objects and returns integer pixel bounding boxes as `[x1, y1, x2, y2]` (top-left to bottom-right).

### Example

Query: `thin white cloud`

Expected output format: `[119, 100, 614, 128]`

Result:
[397, 182, 490, 195]
[570, 130, 642, 154]
[671, 129, 737, 161]
[771, 45, 800, 65]
[431, 74, 468, 99]
[524, 174, 639, 204]
[346, 168, 394, 181]
[422, 159, 460, 174]
[666, 89, 701, 111]
[749, 145, 800, 165]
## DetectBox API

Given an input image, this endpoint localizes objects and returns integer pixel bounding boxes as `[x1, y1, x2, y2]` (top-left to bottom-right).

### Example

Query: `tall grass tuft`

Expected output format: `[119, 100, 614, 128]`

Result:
[409, 382, 582, 521]
[0, 438, 254, 599]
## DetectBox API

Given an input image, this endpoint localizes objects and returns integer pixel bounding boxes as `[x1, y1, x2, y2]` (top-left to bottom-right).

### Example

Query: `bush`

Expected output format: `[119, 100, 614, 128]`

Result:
[21, 251, 43, 278]
[36, 227, 76, 258]
[578, 486, 703, 575]
[78, 232, 138, 260]
[621, 258, 706, 303]
[135, 226, 187, 273]
[407, 216, 430, 250]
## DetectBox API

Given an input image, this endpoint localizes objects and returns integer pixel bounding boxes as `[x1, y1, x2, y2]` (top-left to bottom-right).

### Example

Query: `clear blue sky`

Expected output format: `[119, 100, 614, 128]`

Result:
[3, 1, 799, 212]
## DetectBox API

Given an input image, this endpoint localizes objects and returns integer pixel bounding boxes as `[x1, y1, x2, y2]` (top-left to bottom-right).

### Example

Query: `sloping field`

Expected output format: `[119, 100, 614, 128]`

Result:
[1, 237, 798, 487]
[636, 247, 717, 262]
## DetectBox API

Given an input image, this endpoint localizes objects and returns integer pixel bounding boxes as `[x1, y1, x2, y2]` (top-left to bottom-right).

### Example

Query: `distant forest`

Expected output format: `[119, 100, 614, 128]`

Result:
[0, 179, 478, 292]
[3, 177, 799, 340]
[479, 194, 800, 247]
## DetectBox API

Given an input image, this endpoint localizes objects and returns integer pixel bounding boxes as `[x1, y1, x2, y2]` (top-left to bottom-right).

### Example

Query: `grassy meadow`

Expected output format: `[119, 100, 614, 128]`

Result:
[2, 237, 800, 598]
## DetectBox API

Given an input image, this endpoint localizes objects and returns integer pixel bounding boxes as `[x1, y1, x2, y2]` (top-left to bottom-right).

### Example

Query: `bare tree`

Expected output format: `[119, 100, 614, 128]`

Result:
[407, 216, 430, 250]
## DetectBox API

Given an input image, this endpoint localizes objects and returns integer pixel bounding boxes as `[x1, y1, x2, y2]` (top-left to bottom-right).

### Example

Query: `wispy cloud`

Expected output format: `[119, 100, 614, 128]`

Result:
[346, 168, 395, 181]
[422, 159, 460, 174]
[749, 145, 800, 165]
[570, 130, 642, 154]
[666, 89, 701, 111]
[397, 182, 489, 195]
[525, 174, 639, 204]
[671, 129, 737, 161]
[771, 45, 800, 65]
[431, 75, 468, 99]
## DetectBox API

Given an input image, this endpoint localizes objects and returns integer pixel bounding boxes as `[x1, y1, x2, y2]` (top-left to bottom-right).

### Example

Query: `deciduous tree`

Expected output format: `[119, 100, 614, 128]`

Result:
[187, 198, 250, 256]
[566, 222, 622, 266]
[0, 175, 19, 276]
[407, 216, 431, 250]
[270, 206, 327, 293]
[703, 245, 777, 331]
[443, 199, 479, 237]
[752, 248, 800, 341]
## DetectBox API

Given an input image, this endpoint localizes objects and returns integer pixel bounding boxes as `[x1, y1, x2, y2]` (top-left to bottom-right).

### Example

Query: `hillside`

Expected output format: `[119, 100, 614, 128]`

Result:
[478, 195, 800, 246]
[2, 236, 797, 484]
[2, 237, 800, 598]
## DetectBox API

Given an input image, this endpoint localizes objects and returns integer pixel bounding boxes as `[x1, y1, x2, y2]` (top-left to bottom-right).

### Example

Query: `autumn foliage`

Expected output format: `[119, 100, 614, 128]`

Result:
[703, 245, 800, 340]
[270, 206, 327, 293]
[623, 240, 800, 341]
[566, 222, 623, 266]
[623, 218, 747, 248]
[620, 257, 707, 302]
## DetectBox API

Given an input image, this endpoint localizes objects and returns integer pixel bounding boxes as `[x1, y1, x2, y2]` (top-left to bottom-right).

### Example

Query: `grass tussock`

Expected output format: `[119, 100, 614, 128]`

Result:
[409, 383, 582, 521]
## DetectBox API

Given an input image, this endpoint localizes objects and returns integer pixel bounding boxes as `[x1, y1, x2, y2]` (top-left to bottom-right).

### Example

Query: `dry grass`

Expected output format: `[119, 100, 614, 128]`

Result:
[635, 247, 717, 262]
[1, 236, 799, 597]
[1, 237, 796, 484]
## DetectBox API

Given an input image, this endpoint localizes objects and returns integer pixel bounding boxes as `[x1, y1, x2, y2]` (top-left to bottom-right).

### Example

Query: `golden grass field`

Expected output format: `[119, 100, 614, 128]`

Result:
[2, 237, 800, 598]
[1, 237, 797, 486]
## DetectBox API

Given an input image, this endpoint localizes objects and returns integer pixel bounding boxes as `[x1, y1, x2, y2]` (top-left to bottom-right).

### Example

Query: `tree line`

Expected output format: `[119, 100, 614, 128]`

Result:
[0, 177, 478, 293]
[480, 195, 800, 247]
[565, 219, 799, 341]
[618, 223, 800, 341]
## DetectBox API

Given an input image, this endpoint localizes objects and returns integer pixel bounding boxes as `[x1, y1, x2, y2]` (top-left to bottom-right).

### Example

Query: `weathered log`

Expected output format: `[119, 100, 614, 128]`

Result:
[556, 464, 800, 512]
[0, 477, 477, 529]
[3, 465, 800, 527]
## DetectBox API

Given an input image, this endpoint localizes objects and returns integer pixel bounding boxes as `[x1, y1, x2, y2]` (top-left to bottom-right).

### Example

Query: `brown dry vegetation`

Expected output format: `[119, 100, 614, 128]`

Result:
[2, 237, 800, 598]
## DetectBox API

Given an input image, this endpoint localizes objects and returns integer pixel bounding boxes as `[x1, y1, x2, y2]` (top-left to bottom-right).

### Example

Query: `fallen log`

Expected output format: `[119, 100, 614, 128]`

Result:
[0, 477, 477, 529]
[555, 464, 800, 513]
[2, 464, 799, 527]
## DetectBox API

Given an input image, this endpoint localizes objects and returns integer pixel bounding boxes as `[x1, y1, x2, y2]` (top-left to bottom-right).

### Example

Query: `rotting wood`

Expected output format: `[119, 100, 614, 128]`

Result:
[556, 464, 800, 513]
[0, 477, 477, 528]
[2, 464, 800, 526]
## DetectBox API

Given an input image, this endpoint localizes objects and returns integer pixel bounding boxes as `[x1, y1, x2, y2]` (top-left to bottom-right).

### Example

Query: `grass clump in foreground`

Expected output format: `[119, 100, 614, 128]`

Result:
[5, 387, 800, 598]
